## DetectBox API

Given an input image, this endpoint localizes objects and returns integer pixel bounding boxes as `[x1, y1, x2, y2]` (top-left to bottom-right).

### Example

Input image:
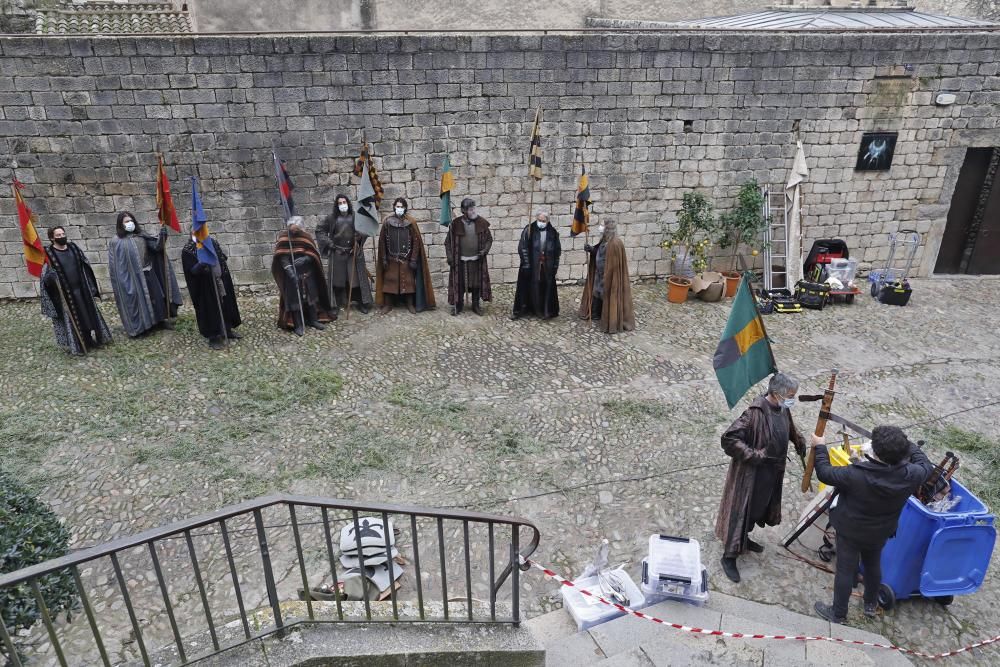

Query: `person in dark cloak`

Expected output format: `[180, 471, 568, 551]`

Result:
[107, 211, 182, 337]
[271, 216, 335, 336]
[579, 220, 635, 334]
[316, 194, 373, 315]
[375, 197, 435, 314]
[715, 372, 806, 583]
[445, 197, 493, 316]
[40, 226, 113, 355]
[511, 211, 561, 320]
[181, 228, 242, 350]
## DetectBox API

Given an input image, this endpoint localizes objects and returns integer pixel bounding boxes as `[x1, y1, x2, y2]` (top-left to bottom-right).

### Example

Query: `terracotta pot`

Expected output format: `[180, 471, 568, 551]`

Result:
[722, 271, 741, 297]
[667, 276, 692, 304]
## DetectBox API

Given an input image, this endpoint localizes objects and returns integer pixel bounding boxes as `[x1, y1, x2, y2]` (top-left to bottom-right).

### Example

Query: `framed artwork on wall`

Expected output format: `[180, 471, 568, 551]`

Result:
[855, 132, 898, 171]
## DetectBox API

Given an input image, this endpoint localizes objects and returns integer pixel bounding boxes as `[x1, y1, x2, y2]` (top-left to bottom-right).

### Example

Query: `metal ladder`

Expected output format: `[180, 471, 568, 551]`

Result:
[762, 185, 790, 290]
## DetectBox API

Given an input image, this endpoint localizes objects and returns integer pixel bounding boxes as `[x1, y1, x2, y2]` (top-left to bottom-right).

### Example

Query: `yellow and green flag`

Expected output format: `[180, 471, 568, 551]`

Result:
[713, 274, 776, 409]
[440, 154, 454, 227]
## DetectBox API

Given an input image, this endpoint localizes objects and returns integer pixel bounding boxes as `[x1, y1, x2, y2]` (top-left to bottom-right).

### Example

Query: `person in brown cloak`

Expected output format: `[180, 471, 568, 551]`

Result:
[375, 197, 435, 314]
[579, 220, 635, 333]
[715, 372, 806, 583]
[271, 217, 335, 336]
[445, 198, 493, 316]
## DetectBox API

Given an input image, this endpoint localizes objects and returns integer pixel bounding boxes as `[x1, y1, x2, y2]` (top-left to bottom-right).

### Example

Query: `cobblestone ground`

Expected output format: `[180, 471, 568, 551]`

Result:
[2, 277, 999, 666]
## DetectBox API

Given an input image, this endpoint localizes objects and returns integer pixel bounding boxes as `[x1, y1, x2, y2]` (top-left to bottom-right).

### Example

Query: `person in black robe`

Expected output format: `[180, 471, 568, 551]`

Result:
[40, 226, 113, 355]
[107, 211, 182, 337]
[181, 231, 242, 350]
[512, 211, 561, 320]
[315, 194, 374, 315]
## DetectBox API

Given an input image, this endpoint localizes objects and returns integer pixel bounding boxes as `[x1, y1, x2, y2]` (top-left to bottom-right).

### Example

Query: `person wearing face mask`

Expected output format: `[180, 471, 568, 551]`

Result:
[375, 197, 435, 314]
[812, 426, 932, 624]
[40, 226, 113, 355]
[715, 372, 806, 583]
[272, 216, 335, 336]
[511, 211, 561, 320]
[445, 198, 493, 316]
[315, 195, 373, 315]
[107, 211, 182, 337]
[579, 219, 635, 333]
[181, 227, 242, 350]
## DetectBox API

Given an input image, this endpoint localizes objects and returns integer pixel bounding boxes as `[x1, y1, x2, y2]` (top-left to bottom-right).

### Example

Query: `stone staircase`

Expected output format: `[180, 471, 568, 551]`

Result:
[527, 592, 913, 666]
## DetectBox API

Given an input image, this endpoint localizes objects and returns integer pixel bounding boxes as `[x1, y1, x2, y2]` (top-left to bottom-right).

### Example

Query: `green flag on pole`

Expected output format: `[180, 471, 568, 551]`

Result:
[713, 273, 777, 409]
[440, 155, 454, 227]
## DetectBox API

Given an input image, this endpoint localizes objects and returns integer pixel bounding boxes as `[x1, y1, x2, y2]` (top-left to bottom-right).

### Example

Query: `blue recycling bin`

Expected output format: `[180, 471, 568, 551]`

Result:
[877, 478, 996, 608]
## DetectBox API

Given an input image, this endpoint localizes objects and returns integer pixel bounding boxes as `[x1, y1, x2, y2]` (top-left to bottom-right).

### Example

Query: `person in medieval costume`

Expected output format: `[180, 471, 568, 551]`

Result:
[316, 194, 373, 315]
[181, 229, 242, 350]
[579, 220, 635, 333]
[40, 226, 113, 355]
[107, 211, 182, 338]
[271, 216, 335, 336]
[375, 197, 435, 314]
[512, 211, 561, 320]
[715, 372, 806, 583]
[445, 198, 493, 316]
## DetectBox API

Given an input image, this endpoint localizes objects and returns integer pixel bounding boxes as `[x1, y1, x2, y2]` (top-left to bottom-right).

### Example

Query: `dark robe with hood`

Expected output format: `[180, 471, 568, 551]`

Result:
[40, 243, 113, 355]
[579, 236, 635, 334]
[108, 226, 182, 337]
[271, 228, 336, 329]
[445, 215, 493, 305]
[715, 395, 806, 557]
[181, 237, 242, 340]
[513, 221, 561, 318]
[315, 212, 374, 309]
[375, 214, 435, 311]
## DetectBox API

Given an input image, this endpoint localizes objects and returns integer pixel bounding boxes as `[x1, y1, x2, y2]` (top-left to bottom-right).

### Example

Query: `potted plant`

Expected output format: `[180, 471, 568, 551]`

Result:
[661, 191, 716, 304]
[717, 179, 769, 297]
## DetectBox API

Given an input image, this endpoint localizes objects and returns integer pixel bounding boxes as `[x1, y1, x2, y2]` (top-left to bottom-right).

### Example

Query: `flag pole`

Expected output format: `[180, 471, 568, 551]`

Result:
[345, 238, 357, 321]
[272, 145, 305, 327]
[212, 247, 230, 349]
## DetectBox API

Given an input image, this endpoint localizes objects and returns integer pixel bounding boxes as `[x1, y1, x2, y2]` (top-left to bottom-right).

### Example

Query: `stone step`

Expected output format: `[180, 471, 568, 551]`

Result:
[527, 591, 913, 667]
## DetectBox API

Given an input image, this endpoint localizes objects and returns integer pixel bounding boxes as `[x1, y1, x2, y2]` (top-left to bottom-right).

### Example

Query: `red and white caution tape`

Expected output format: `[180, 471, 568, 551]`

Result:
[522, 557, 1000, 660]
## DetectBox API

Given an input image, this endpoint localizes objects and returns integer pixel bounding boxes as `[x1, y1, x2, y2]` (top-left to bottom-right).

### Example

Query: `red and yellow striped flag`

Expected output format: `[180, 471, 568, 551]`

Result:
[156, 154, 181, 232]
[12, 180, 46, 278]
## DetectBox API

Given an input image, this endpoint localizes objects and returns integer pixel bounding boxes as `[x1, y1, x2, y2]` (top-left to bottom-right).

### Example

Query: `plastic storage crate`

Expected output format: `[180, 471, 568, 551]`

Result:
[561, 567, 644, 631]
[640, 558, 709, 606]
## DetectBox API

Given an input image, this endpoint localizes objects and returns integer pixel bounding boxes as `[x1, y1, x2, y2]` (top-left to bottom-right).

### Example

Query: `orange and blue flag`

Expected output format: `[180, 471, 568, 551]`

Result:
[713, 273, 777, 408]
[191, 177, 218, 266]
[12, 180, 46, 278]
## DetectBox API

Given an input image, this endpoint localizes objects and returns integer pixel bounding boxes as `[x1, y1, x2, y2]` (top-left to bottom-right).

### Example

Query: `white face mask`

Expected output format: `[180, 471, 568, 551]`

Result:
[191, 235, 197, 243]
[536, 219, 547, 228]
[338, 203, 349, 213]
[394, 207, 405, 217]
[124, 220, 136, 233]
[467, 211, 478, 220]
[782, 398, 796, 409]
[595, 225, 605, 236]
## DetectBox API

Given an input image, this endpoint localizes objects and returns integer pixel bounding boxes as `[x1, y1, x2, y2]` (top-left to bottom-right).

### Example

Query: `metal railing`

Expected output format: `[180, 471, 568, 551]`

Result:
[0, 494, 540, 667]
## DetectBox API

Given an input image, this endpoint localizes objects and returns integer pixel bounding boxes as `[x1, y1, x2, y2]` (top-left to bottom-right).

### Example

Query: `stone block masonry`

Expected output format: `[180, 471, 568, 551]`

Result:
[2, 31, 999, 298]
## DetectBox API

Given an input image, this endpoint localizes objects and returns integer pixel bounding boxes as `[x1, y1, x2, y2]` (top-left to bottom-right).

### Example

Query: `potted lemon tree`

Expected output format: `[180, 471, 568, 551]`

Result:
[661, 191, 716, 304]
[717, 179, 769, 297]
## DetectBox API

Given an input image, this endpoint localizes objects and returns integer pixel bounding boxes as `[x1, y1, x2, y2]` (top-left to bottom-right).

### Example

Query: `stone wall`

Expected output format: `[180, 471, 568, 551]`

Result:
[2, 31, 1000, 298]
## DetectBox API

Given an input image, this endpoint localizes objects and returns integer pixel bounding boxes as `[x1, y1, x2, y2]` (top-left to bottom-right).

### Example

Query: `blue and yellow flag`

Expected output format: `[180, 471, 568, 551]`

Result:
[191, 177, 218, 266]
[440, 154, 454, 227]
[713, 274, 776, 409]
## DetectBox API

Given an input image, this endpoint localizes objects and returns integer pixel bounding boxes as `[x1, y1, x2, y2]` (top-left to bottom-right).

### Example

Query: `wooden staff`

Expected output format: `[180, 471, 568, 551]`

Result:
[801, 369, 839, 493]
[344, 238, 357, 321]
[53, 272, 88, 355]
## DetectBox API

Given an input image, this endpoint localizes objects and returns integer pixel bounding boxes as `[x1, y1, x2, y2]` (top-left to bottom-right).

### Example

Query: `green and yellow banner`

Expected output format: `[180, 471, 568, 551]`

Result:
[713, 274, 776, 408]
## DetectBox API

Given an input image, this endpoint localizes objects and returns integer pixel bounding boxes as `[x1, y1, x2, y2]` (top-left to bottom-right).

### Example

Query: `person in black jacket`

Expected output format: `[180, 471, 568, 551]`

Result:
[812, 425, 933, 623]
